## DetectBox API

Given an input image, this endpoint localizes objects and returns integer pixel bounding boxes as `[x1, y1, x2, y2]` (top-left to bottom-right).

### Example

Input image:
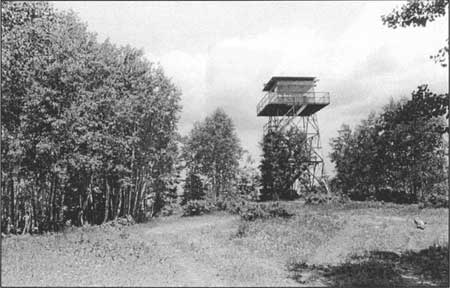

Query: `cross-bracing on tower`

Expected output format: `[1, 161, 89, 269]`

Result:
[257, 76, 330, 194]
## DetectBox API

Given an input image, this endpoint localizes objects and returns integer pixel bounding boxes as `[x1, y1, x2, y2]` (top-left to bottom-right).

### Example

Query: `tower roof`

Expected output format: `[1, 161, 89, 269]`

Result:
[263, 76, 317, 91]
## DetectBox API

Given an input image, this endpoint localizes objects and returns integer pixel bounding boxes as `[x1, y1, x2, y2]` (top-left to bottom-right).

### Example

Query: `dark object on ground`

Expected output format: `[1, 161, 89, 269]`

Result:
[413, 218, 426, 230]
[288, 244, 449, 287]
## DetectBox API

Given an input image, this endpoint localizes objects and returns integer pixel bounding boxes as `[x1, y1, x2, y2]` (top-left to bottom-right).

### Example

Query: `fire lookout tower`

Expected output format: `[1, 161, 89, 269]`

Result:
[257, 76, 330, 193]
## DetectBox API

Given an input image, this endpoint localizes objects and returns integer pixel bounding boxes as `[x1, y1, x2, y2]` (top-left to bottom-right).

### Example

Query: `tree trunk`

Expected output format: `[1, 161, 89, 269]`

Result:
[49, 175, 55, 223]
[134, 179, 146, 217]
[59, 189, 65, 223]
[116, 187, 122, 219]
[9, 177, 15, 231]
[133, 173, 142, 217]
[103, 179, 110, 223]
[128, 186, 132, 215]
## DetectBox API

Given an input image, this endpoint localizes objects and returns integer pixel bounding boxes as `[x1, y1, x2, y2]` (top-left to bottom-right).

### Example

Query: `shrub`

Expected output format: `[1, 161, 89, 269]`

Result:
[240, 203, 269, 221]
[239, 202, 293, 221]
[182, 200, 212, 216]
[160, 201, 179, 217]
[215, 197, 247, 215]
[422, 193, 448, 208]
[305, 193, 331, 205]
[304, 190, 349, 205]
[421, 182, 448, 208]
[374, 187, 417, 204]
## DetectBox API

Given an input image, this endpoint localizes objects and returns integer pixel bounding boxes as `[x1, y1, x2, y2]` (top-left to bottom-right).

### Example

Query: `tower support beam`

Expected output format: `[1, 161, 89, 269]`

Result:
[257, 76, 330, 195]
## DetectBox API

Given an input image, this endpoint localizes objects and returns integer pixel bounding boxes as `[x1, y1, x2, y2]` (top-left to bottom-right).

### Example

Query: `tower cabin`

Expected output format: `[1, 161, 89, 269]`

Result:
[256, 76, 330, 117]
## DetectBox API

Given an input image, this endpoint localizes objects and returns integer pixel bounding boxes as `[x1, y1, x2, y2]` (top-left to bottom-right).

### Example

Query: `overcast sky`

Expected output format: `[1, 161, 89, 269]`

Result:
[53, 1, 448, 174]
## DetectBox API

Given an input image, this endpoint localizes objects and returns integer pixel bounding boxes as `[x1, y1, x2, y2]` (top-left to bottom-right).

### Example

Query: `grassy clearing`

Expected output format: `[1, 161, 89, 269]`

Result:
[1, 222, 174, 286]
[2, 201, 448, 287]
[236, 201, 448, 287]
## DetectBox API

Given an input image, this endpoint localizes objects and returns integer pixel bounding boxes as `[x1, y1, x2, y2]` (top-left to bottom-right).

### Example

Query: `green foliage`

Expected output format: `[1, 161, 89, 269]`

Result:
[382, 0, 449, 67]
[304, 193, 331, 205]
[238, 201, 294, 221]
[382, 0, 448, 29]
[236, 152, 260, 201]
[303, 185, 349, 205]
[214, 197, 245, 214]
[421, 181, 449, 208]
[259, 127, 309, 201]
[182, 200, 213, 217]
[182, 171, 207, 205]
[1, 2, 181, 232]
[183, 108, 242, 203]
[160, 201, 177, 217]
[330, 85, 448, 204]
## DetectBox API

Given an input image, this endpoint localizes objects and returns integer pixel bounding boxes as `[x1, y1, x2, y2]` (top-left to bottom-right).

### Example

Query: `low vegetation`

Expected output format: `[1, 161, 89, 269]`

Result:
[2, 201, 448, 286]
[182, 200, 213, 216]
[1, 223, 164, 286]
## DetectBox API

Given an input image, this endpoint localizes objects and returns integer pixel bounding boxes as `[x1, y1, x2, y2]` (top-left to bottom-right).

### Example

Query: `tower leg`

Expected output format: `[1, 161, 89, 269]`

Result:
[263, 111, 330, 199]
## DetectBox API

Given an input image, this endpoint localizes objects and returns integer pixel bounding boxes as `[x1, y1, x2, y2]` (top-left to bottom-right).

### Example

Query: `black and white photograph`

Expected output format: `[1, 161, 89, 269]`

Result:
[1, 1, 449, 286]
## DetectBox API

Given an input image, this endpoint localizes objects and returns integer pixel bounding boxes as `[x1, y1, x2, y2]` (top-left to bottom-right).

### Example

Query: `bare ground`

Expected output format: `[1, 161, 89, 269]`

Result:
[140, 214, 298, 286]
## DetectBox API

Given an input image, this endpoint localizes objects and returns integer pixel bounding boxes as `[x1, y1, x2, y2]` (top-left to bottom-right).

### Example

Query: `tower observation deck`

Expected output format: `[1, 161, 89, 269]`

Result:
[257, 76, 330, 193]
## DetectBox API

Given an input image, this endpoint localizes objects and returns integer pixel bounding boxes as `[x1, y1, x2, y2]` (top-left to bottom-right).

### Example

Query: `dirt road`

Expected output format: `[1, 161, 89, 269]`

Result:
[137, 214, 298, 286]
[1, 213, 299, 287]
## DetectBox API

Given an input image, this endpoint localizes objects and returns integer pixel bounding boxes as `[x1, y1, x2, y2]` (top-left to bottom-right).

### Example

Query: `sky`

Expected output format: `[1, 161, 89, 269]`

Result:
[53, 1, 449, 175]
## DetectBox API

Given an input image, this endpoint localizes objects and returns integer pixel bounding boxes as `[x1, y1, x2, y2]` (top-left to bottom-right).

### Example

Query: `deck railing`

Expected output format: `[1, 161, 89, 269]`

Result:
[257, 92, 330, 115]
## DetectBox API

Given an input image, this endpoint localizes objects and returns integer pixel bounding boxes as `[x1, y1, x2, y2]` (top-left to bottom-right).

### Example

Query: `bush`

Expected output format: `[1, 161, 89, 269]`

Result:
[182, 200, 212, 216]
[160, 201, 179, 217]
[305, 191, 350, 205]
[305, 193, 331, 205]
[422, 192, 448, 208]
[424, 182, 448, 208]
[215, 197, 247, 214]
[215, 197, 294, 220]
[374, 187, 417, 204]
[239, 202, 293, 221]
[240, 203, 270, 221]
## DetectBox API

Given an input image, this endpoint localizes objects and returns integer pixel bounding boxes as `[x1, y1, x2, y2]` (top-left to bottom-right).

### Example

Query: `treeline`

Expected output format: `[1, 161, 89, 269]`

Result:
[330, 85, 448, 204]
[1, 2, 181, 233]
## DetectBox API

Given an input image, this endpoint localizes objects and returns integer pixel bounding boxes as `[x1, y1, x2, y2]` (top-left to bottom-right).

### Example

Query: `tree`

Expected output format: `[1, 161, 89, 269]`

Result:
[1, 1, 181, 232]
[382, 0, 449, 193]
[259, 126, 310, 201]
[382, 0, 448, 67]
[236, 151, 261, 201]
[330, 87, 447, 203]
[183, 108, 242, 203]
[182, 172, 206, 204]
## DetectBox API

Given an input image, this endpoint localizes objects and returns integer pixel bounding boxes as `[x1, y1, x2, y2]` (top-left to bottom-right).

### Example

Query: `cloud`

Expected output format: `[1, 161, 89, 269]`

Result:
[157, 51, 208, 134]
[145, 2, 447, 175]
